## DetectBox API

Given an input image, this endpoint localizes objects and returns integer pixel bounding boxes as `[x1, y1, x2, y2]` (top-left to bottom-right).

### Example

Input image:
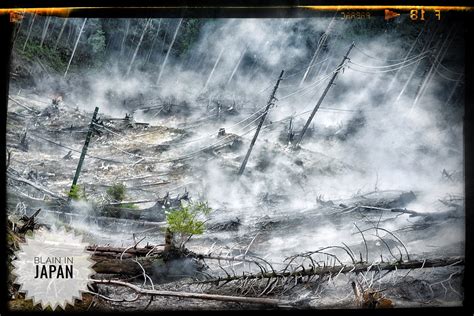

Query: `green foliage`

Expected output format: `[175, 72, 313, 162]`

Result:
[106, 183, 126, 201]
[121, 203, 138, 209]
[17, 37, 68, 72]
[88, 28, 106, 55]
[67, 184, 85, 201]
[173, 19, 204, 57]
[106, 183, 138, 210]
[166, 201, 212, 249]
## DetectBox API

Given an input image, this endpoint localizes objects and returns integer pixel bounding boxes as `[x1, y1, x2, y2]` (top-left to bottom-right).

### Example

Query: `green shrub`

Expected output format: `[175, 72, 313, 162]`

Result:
[67, 184, 85, 201]
[106, 183, 126, 201]
[16, 37, 68, 73]
[166, 201, 212, 249]
[121, 203, 138, 209]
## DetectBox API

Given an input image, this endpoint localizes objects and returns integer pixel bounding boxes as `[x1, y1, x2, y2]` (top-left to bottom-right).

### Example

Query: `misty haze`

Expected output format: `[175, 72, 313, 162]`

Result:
[6, 12, 465, 310]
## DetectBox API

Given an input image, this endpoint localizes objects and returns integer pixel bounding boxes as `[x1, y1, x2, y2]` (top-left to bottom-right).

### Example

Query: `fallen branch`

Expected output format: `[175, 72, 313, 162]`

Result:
[8, 96, 39, 113]
[131, 181, 170, 188]
[87, 245, 164, 256]
[7, 170, 66, 201]
[358, 205, 422, 217]
[29, 133, 122, 163]
[89, 256, 158, 275]
[90, 279, 293, 307]
[197, 257, 464, 284]
[87, 244, 166, 275]
[202, 255, 260, 264]
[28, 208, 167, 228]
[10, 185, 46, 201]
[106, 199, 159, 206]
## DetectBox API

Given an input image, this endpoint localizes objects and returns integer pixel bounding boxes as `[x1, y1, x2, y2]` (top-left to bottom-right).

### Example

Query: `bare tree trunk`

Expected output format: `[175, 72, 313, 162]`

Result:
[66, 22, 73, 47]
[411, 25, 456, 111]
[120, 20, 130, 57]
[299, 13, 336, 87]
[396, 21, 440, 102]
[444, 74, 463, 107]
[202, 47, 225, 91]
[226, 47, 246, 86]
[126, 18, 151, 76]
[86, 245, 163, 256]
[22, 13, 36, 52]
[11, 13, 25, 46]
[39, 16, 52, 48]
[90, 256, 157, 275]
[64, 18, 88, 78]
[200, 257, 464, 284]
[54, 18, 68, 49]
[160, 24, 168, 56]
[386, 25, 426, 95]
[145, 18, 162, 65]
[156, 18, 183, 85]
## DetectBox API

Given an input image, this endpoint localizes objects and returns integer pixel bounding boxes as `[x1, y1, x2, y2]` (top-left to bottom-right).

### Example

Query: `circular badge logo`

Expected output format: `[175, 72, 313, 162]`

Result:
[12, 227, 95, 310]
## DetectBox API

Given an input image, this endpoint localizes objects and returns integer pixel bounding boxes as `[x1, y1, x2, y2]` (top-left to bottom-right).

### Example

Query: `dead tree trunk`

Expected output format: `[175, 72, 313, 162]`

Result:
[299, 16, 335, 87]
[412, 25, 456, 109]
[7, 170, 66, 200]
[126, 18, 151, 76]
[11, 13, 25, 46]
[120, 19, 131, 57]
[199, 257, 464, 284]
[64, 18, 87, 78]
[39, 16, 51, 48]
[156, 18, 182, 85]
[396, 21, 440, 102]
[90, 256, 159, 275]
[54, 18, 68, 49]
[145, 18, 162, 65]
[87, 245, 164, 257]
[22, 13, 36, 52]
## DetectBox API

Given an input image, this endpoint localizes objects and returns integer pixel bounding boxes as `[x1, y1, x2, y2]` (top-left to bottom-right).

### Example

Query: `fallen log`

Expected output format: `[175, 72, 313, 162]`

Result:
[90, 256, 161, 275]
[357, 205, 422, 216]
[90, 279, 293, 307]
[10, 185, 46, 201]
[106, 199, 158, 206]
[131, 181, 170, 188]
[357, 205, 463, 220]
[7, 170, 66, 201]
[198, 256, 464, 284]
[87, 245, 164, 257]
[24, 208, 167, 228]
[8, 96, 39, 114]
[87, 245, 206, 277]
